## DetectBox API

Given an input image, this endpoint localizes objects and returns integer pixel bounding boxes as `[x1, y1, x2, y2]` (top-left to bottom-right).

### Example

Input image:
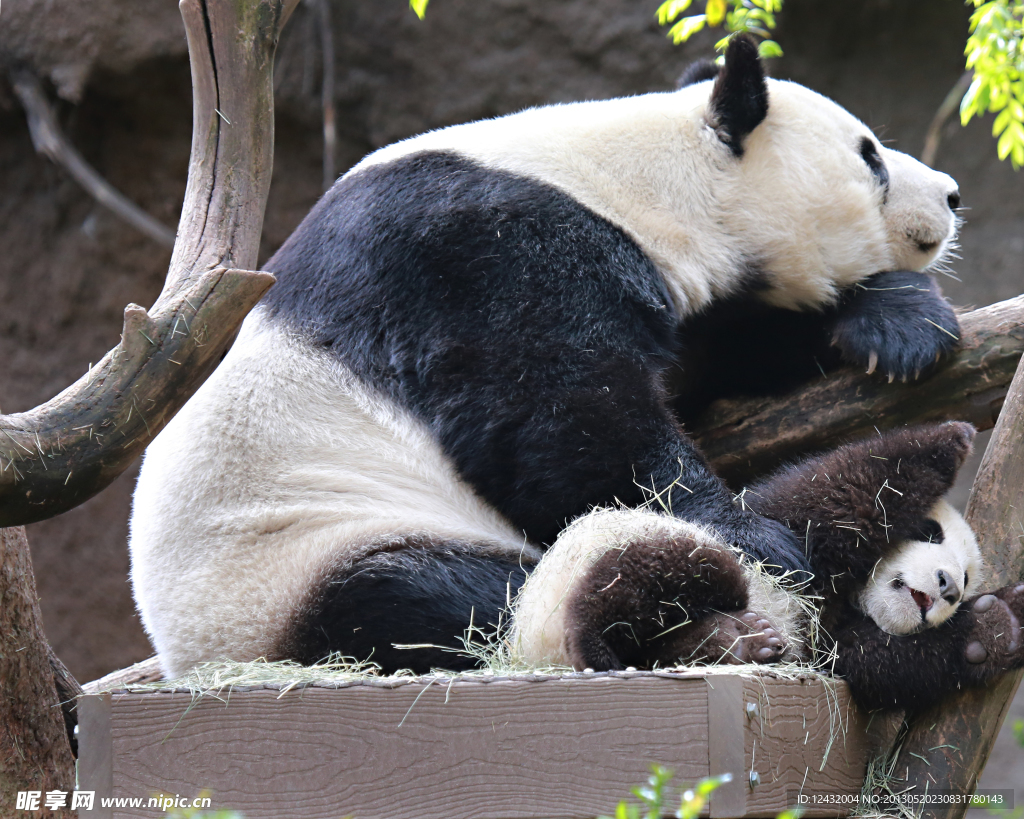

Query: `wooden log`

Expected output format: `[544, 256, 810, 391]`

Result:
[77, 670, 869, 819]
[692, 295, 1024, 486]
[880, 312, 1024, 816]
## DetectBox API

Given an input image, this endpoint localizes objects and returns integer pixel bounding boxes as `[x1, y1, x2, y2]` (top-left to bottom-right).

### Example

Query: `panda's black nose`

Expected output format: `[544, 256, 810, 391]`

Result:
[947, 190, 961, 210]
[937, 569, 960, 604]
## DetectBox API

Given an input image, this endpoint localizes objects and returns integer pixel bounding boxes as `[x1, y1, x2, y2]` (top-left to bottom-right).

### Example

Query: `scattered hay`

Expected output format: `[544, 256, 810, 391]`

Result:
[853, 721, 931, 819]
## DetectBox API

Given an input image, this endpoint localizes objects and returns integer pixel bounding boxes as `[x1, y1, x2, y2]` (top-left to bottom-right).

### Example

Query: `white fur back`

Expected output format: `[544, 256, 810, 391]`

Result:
[130, 310, 536, 677]
[353, 81, 956, 315]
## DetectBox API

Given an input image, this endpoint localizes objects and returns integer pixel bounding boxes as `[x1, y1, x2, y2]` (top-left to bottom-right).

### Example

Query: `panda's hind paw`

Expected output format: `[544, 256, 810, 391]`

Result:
[963, 585, 1024, 670]
[657, 609, 787, 666]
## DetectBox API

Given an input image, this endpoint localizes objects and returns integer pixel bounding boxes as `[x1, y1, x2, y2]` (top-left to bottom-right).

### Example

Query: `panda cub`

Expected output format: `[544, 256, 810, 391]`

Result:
[513, 423, 1024, 712]
[131, 35, 962, 678]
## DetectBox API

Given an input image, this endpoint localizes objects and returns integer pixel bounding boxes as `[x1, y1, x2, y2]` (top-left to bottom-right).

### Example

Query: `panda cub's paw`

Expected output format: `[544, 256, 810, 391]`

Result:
[962, 584, 1024, 672]
[829, 270, 960, 382]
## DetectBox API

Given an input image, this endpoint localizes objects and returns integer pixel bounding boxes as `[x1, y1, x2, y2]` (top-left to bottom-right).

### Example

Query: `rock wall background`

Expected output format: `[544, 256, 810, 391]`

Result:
[1, 0, 1022, 782]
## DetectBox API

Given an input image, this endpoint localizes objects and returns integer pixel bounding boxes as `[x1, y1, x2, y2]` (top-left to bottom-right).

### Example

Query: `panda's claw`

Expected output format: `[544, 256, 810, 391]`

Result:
[828, 270, 961, 383]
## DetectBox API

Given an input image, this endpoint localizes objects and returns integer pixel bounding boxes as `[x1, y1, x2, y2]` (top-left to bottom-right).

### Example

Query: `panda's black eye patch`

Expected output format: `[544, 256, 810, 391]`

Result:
[910, 518, 944, 544]
[860, 137, 890, 194]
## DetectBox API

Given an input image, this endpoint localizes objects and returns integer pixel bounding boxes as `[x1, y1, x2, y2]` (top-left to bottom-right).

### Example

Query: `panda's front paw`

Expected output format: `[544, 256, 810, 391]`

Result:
[714, 514, 811, 578]
[829, 270, 960, 382]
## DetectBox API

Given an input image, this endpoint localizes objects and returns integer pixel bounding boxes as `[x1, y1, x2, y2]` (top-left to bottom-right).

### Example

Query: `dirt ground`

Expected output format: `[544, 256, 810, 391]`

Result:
[1, 0, 1022, 794]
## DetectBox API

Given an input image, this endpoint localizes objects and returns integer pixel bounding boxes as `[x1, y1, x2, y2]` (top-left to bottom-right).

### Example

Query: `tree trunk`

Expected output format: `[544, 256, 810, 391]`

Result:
[0, 526, 75, 818]
[881, 345, 1024, 816]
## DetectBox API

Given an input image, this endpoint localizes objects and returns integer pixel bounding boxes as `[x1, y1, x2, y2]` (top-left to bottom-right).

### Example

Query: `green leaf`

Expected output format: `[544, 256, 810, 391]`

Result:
[997, 122, 1017, 158]
[694, 773, 730, 796]
[409, 0, 429, 20]
[656, 0, 695, 25]
[706, 0, 727, 26]
[668, 14, 707, 43]
[758, 39, 784, 58]
[993, 105, 1014, 134]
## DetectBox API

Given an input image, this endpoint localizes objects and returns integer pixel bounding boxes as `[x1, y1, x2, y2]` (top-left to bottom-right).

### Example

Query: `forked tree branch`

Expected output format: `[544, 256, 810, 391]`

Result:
[0, 0, 301, 527]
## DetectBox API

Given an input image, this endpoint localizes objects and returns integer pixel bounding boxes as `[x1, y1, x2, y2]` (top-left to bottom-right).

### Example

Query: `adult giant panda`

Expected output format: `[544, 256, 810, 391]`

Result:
[131, 36, 963, 678]
[513, 422, 1024, 712]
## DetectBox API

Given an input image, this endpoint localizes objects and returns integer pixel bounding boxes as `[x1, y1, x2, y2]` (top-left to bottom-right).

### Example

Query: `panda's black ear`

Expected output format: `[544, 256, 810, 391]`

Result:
[708, 34, 769, 156]
[677, 59, 720, 89]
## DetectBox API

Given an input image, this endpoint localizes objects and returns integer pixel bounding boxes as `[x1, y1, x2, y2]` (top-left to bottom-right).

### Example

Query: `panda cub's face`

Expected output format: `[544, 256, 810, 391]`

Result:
[858, 501, 984, 635]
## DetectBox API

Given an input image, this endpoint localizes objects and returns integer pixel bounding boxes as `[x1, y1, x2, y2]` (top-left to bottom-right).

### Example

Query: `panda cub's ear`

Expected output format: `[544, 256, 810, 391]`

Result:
[707, 34, 769, 157]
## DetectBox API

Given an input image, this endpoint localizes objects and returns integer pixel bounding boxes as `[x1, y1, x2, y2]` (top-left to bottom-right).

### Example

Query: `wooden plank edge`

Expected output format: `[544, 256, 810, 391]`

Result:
[78, 693, 113, 819]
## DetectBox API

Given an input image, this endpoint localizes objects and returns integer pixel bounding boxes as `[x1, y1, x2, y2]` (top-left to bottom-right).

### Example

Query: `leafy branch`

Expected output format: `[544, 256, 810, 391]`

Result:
[656, 0, 783, 58]
[961, 0, 1024, 168]
[655, 0, 1024, 169]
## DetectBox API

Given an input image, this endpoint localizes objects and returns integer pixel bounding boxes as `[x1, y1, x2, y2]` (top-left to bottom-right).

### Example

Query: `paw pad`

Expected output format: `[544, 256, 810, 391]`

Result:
[737, 611, 786, 664]
[965, 641, 987, 663]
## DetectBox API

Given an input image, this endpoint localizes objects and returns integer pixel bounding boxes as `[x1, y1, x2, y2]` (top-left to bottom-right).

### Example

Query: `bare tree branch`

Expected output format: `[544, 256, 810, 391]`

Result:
[691, 295, 1024, 487]
[0, 0, 301, 527]
[10, 67, 177, 248]
[921, 71, 973, 168]
[316, 0, 337, 190]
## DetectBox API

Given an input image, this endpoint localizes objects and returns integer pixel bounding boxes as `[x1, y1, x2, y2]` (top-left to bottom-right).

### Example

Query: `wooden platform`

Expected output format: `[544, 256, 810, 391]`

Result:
[77, 668, 875, 819]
